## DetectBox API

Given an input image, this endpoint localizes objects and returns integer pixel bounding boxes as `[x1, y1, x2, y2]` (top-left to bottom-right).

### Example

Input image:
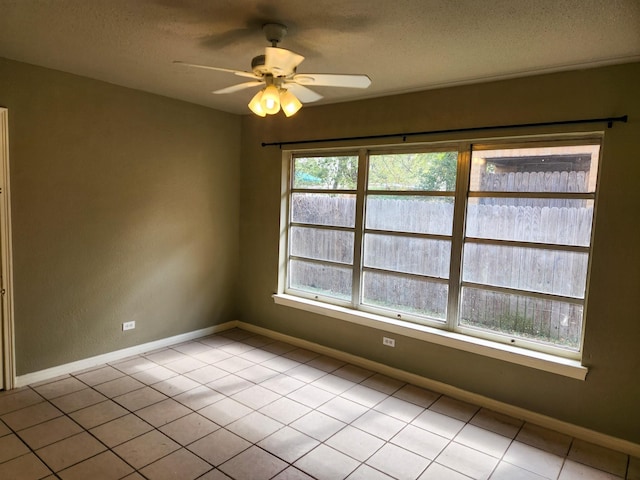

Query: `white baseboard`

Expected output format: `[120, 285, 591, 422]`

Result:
[15, 321, 238, 387]
[237, 321, 640, 457]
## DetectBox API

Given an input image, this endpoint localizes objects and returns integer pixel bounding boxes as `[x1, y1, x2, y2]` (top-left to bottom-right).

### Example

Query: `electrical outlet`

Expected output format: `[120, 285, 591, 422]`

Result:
[122, 321, 136, 331]
[383, 336, 395, 347]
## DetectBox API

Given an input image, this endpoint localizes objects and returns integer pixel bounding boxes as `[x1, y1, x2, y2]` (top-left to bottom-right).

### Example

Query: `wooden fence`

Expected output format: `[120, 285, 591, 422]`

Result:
[289, 169, 593, 348]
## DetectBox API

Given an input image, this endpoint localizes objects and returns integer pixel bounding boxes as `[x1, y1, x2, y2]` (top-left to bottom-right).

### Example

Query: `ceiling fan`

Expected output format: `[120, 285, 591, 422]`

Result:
[174, 23, 372, 117]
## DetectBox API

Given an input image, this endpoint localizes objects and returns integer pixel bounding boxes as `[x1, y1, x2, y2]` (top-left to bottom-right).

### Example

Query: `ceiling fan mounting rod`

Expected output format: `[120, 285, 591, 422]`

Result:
[263, 23, 287, 47]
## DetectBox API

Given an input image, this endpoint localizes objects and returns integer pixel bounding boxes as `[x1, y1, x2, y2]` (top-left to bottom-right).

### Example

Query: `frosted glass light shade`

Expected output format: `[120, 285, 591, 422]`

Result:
[280, 90, 302, 117]
[248, 90, 266, 117]
[260, 85, 281, 114]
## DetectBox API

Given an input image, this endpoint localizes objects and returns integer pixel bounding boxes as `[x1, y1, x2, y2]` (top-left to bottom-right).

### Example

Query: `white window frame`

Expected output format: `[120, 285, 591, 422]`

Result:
[275, 134, 602, 380]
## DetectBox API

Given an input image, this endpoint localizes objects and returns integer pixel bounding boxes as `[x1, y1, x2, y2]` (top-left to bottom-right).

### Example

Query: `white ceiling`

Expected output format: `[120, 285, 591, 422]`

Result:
[1, 0, 639, 115]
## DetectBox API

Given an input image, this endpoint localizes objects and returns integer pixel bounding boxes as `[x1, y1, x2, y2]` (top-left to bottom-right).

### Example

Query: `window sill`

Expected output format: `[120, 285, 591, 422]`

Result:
[272, 293, 588, 380]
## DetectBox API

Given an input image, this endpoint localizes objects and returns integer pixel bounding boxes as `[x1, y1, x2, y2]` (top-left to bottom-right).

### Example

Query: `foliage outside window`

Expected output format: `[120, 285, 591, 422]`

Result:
[284, 139, 600, 358]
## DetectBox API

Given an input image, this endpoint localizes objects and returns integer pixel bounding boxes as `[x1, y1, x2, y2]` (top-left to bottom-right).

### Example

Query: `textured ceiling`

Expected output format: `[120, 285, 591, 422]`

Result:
[1, 0, 639, 115]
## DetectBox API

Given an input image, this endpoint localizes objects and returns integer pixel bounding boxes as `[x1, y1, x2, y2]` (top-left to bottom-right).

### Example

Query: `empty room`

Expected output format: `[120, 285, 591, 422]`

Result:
[0, 1, 639, 479]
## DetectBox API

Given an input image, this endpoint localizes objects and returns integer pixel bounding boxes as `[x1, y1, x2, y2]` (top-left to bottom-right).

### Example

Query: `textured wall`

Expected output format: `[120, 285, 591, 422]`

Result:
[239, 63, 640, 443]
[0, 58, 241, 374]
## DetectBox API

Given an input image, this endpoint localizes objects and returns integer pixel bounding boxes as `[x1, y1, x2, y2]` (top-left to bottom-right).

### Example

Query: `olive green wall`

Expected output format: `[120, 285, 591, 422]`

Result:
[239, 63, 640, 443]
[0, 58, 241, 374]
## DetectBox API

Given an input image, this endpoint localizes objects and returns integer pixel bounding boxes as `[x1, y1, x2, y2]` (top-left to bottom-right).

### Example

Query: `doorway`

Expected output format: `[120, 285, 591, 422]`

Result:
[0, 108, 15, 390]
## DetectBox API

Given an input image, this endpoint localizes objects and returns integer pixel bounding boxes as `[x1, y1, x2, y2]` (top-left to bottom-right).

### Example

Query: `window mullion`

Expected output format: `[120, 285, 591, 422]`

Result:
[446, 144, 471, 330]
[351, 149, 368, 309]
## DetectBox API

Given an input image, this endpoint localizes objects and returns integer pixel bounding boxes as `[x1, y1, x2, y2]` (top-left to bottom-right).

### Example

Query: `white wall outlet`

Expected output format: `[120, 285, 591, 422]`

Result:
[383, 336, 395, 347]
[122, 321, 136, 331]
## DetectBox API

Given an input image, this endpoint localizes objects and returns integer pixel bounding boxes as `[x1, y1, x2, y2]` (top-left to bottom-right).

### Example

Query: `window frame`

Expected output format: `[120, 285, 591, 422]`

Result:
[276, 134, 602, 379]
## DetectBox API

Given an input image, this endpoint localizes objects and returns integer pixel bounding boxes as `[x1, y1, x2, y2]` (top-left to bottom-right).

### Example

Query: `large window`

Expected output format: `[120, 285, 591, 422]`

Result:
[282, 138, 601, 359]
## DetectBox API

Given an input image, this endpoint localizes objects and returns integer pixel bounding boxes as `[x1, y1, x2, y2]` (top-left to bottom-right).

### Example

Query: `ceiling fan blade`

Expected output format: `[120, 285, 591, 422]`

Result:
[292, 73, 372, 88]
[173, 61, 258, 79]
[213, 81, 264, 95]
[283, 83, 323, 103]
[265, 47, 305, 76]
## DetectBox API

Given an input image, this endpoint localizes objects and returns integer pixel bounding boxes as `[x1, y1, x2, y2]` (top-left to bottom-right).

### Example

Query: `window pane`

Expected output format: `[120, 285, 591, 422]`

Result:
[463, 243, 588, 298]
[466, 198, 594, 246]
[293, 156, 358, 190]
[291, 193, 356, 228]
[368, 152, 458, 191]
[366, 196, 454, 235]
[291, 226, 354, 264]
[470, 145, 599, 193]
[362, 271, 447, 320]
[289, 259, 352, 300]
[363, 234, 450, 278]
[460, 287, 582, 350]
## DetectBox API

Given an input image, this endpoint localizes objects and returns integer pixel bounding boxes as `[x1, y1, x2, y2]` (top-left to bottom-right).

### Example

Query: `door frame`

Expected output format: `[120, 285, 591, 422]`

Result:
[0, 108, 15, 390]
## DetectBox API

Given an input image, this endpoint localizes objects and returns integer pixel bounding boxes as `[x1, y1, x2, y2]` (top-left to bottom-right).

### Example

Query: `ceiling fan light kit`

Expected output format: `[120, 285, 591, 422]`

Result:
[175, 23, 371, 117]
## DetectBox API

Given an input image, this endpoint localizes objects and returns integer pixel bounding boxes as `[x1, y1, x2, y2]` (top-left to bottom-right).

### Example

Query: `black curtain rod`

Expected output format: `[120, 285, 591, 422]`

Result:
[261, 115, 628, 148]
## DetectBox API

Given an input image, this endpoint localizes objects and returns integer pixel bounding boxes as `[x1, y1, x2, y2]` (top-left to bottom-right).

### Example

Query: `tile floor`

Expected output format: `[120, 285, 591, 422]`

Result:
[0, 328, 638, 480]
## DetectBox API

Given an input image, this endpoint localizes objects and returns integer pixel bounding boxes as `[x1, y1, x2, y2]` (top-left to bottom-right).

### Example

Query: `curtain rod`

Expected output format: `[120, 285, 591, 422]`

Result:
[261, 115, 628, 148]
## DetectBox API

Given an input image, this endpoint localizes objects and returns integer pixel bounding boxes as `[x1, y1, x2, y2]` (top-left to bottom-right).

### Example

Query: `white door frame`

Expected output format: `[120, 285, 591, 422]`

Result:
[0, 108, 15, 390]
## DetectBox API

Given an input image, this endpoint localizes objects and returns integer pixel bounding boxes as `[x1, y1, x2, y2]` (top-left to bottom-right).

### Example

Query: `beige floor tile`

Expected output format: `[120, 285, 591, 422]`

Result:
[390, 424, 449, 460]
[288, 384, 334, 409]
[140, 448, 212, 480]
[57, 450, 134, 480]
[69, 400, 128, 429]
[342, 384, 389, 408]
[219, 445, 288, 480]
[227, 410, 283, 443]
[0, 433, 30, 463]
[183, 365, 228, 384]
[283, 348, 319, 363]
[239, 347, 278, 363]
[294, 444, 360, 480]
[131, 365, 178, 385]
[122, 473, 147, 480]
[419, 462, 476, 479]
[374, 395, 425, 423]
[361, 373, 405, 394]
[429, 396, 480, 422]
[332, 364, 375, 383]
[235, 364, 279, 383]
[366, 443, 431, 479]
[89, 413, 154, 448]
[94, 376, 145, 398]
[32, 377, 87, 400]
[347, 464, 395, 479]
[490, 461, 548, 480]
[197, 469, 233, 479]
[198, 397, 252, 426]
[317, 396, 369, 424]
[159, 412, 219, 446]
[231, 384, 281, 410]
[17, 415, 84, 450]
[73, 366, 124, 386]
[135, 398, 191, 427]
[187, 428, 251, 466]
[0, 452, 53, 480]
[454, 423, 512, 458]
[286, 364, 327, 383]
[110, 356, 157, 375]
[144, 348, 189, 365]
[0, 419, 10, 436]
[50, 388, 107, 413]
[558, 459, 624, 479]
[392, 384, 440, 408]
[290, 410, 346, 442]
[412, 409, 466, 439]
[436, 442, 499, 480]
[312, 374, 356, 395]
[259, 357, 301, 375]
[326, 425, 385, 462]
[306, 355, 346, 373]
[352, 410, 407, 441]
[1, 401, 63, 431]
[172, 385, 224, 410]
[516, 423, 572, 456]
[113, 385, 168, 411]
[503, 441, 565, 479]
[469, 408, 523, 439]
[258, 426, 320, 463]
[258, 397, 310, 426]
[260, 374, 305, 396]
[36, 431, 106, 472]
[0, 389, 44, 416]
[567, 439, 628, 477]
[113, 430, 180, 469]
[150, 375, 200, 397]
[164, 356, 207, 374]
[213, 356, 255, 373]
[260, 341, 297, 356]
[207, 374, 254, 396]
